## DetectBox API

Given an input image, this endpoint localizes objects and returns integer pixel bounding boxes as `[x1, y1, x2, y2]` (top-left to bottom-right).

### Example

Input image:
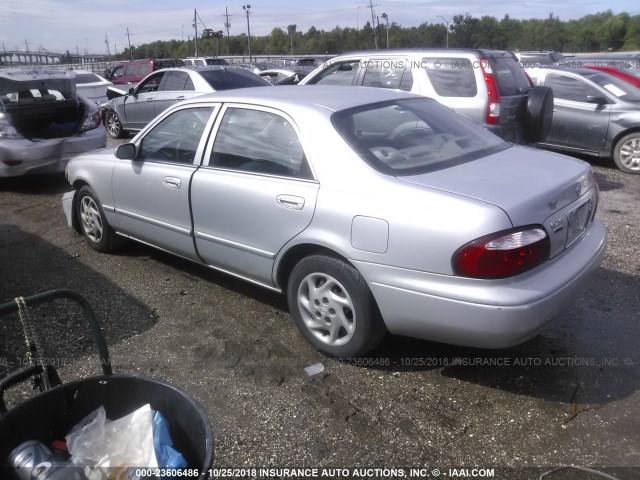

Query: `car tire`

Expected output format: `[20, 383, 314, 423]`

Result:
[524, 86, 554, 143]
[613, 133, 640, 174]
[105, 110, 125, 139]
[77, 186, 121, 253]
[287, 255, 387, 358]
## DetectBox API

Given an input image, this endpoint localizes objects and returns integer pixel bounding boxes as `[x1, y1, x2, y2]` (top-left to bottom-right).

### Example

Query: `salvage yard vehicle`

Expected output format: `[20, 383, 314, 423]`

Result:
[101, 66, 271, 139]
[71, 70, 112, 105]
[528, 67, 640, 174]
[63, 86, 606, 357]
[299, 48, 554, 145]
[0, 68, 105, 177]
[104, 58, 184, 85]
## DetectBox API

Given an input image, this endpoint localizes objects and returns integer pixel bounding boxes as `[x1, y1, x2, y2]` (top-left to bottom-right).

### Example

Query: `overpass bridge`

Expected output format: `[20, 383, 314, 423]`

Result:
[0, 50, 107, 66]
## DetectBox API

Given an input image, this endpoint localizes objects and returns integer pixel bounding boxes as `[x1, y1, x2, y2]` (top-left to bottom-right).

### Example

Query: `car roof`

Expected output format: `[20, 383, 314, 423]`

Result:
[528, 67, 604, 75]
[330, 48, 516, 57]
[183, 85, 420, 113]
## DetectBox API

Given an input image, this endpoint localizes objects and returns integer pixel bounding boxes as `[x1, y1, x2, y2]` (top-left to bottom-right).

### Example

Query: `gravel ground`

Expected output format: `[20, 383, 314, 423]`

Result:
[0, 142, 638, 480]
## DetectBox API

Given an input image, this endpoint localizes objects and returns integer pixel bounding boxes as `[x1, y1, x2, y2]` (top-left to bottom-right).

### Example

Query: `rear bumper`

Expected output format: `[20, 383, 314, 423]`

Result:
[486, 123, 523, 144]
[353, 220, 607, 348]
[0, 128, 106, 177]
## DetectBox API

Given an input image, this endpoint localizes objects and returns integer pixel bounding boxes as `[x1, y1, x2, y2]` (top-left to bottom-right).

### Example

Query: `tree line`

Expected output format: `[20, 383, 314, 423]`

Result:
[118, 10, 639, 61]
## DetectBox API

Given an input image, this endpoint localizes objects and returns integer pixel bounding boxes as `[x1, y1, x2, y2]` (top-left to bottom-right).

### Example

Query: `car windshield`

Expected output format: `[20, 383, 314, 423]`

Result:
[582, 71, 640, 102]
[332, 98, 509, 175]
[199, 69, 271, 90]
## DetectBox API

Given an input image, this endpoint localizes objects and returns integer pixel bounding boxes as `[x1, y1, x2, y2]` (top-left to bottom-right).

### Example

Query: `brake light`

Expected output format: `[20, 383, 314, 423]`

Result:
[80, 110, 102, 132]
[452, 226, 550, 279]
[524, 71, 534, 87]
[480, 58, 500, 125]
[2, 160, 23, 167]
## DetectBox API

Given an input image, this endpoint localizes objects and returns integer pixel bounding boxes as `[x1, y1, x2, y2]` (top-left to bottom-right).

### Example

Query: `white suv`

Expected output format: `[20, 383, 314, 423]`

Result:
[300, 48, 553, 145]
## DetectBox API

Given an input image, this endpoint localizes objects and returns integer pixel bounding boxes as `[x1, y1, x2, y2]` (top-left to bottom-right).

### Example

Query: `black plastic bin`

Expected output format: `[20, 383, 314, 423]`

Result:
[0, 290, 214, 480]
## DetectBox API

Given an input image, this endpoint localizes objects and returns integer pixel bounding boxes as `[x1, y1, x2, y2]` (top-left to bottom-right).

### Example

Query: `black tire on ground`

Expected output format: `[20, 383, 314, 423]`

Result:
[523, 86, 554, 143]
[613, 132, 640, 174]
[105, 110, 125, 139]
[76, 186, 121, 253]
[287, 255, 387, 358]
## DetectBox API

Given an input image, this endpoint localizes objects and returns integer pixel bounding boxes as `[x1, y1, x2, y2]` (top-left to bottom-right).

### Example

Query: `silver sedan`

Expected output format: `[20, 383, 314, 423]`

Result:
[102, 66, 270, 139]
[63, 86, 607, 357]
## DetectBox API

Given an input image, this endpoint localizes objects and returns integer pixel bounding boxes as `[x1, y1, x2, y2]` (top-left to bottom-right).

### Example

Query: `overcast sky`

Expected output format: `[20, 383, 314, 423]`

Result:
[0, 0, 635, 55]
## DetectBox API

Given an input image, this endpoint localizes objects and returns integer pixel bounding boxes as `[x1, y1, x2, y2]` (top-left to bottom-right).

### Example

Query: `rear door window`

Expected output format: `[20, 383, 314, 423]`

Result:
[137, 63, 150, 76]
[160, 71, 193, 91]
[361, 59, 413, 91]
[210, 108, 311, 179]
[545, 74, 601, 103]
[422, 57, 477, 97]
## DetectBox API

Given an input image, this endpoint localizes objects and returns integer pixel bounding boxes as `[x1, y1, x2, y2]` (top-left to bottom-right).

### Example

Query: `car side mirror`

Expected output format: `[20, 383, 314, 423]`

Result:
[115, 143, 137, 160]
[128, 87, 136, 96]
[586, 95, 608, 105]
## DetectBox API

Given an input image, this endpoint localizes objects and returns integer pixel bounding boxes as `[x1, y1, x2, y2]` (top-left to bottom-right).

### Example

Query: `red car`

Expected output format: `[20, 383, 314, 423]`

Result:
[584, 65, 640, 88]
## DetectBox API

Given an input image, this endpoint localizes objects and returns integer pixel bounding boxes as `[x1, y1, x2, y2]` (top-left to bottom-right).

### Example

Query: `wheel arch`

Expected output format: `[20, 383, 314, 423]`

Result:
[69, 179, 91, 234]
[610, 127, 640, 158]
[275, 243, 355, 294]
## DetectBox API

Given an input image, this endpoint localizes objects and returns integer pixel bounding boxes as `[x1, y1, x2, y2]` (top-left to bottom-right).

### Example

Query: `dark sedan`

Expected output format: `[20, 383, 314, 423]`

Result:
[528, 68, 640, 174]
[102, 66, 271, 138]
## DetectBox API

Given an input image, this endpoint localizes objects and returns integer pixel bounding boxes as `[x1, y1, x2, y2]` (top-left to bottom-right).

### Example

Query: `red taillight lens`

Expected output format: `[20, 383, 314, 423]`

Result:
[525, 71, 534, 87]
[480, 58, 500, 125]
[80, 111, 102, 132]
[452, 226, 550, 279]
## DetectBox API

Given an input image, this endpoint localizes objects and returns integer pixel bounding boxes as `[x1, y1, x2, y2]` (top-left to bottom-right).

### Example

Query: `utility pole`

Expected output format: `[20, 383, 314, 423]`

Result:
[242, 5, 252, 63]
[367, 0, 379, 49]
[126, 27, 134, 60]
[193, 9, 199, 57]
[223, 7, 233, 55]
[438, 16, 450, 48]
[105, 34, 111, 55]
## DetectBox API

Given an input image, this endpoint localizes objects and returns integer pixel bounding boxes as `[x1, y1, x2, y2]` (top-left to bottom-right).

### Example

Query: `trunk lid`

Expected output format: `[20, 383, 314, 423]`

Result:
[397, 146, 597, 258]
[0, 68, 76, 96]
[0, 69, 85, 140]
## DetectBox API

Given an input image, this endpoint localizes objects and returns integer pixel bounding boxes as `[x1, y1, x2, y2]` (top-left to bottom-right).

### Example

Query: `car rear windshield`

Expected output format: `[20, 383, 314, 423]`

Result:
[488, 56, 531, 96]
[199, 69, 271, 90]
[332, 98, 509, 176]
[582, 71, 640, 102]
[75, 73, 103, 84]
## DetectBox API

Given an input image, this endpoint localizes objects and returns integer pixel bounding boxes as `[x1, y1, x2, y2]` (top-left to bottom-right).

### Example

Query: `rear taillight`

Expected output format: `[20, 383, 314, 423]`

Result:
[524, 71, 534, 87]
[480, 58, 500, 125]
[80, 111, 102, 132]
[452, 226, 550, 279]
[2, 160, 23, 167]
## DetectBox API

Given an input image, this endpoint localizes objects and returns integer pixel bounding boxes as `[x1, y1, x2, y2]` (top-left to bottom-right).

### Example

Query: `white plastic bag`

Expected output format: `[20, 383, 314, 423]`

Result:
[66, 404, 158, 479]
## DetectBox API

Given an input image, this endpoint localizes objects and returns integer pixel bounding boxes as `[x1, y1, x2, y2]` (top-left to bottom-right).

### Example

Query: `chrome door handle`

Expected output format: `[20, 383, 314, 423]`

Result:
[276, 194, 304, 210]
[146, 98, 154, 102]
[176, 96, 185, 101]
[163, 177, 181, 189]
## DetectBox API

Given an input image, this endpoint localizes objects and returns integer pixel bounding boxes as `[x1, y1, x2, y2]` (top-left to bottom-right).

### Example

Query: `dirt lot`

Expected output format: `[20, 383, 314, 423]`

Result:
[0, 145, 639, 479]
